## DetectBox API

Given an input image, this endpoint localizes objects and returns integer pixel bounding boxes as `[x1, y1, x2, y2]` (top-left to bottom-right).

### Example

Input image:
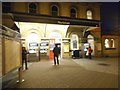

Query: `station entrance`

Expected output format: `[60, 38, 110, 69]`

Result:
[19, 22, 70, 61]
[16, 20, 99, 61]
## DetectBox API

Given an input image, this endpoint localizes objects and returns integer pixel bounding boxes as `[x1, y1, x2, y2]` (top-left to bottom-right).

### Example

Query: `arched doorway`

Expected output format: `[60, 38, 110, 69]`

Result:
[26, 32, 40, 61]
[49, 32, 62, 59]
[87, 35, 94, 55]
[27, 32, 39, 54]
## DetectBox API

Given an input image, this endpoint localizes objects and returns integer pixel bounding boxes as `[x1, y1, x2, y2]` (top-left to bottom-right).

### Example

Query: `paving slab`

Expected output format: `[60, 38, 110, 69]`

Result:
[15, 57, 118, 88]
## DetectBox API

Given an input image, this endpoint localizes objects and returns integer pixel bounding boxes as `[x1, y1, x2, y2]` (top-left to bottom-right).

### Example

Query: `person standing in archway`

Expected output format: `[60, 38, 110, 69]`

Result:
[53, 44, 60, 65]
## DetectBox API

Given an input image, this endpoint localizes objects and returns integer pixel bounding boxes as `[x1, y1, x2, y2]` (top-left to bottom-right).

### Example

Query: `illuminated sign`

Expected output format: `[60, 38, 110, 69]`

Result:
[29, 42, 38, 47]
[40, 42, 48, 46]
[58, 21, 70, 25]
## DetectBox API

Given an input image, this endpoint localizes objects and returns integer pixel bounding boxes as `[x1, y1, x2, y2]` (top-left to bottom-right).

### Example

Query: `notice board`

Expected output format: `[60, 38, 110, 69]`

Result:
[4, 39, 21, 74]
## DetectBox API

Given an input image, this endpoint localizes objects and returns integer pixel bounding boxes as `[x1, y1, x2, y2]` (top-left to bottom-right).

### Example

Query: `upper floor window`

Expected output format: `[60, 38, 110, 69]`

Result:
[105, 39, 115, 49]
[86, 10, 93, 19]
[51, 5, 59, 16]
[2, 2, 11, 13]
[29, 3, 37, 14]
[70, 8, 77, 18]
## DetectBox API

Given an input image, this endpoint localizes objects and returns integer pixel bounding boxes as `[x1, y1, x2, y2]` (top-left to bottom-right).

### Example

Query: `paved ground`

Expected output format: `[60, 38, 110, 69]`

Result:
[15, 57, 118, 88]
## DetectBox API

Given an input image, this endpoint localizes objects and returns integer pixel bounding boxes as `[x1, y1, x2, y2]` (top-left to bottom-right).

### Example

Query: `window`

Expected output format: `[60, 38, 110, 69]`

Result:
[86, 10, 93, 19]
[105, 39, 115, 49]
[105, 39, 109, 48]
[2, 2, 11, 13]
[110, 39, 115, 48]
[29, 3, 37, 14]
[51, 5, 58, 16]
[70, 8, 77, 18]
[70, 34, 78, 50]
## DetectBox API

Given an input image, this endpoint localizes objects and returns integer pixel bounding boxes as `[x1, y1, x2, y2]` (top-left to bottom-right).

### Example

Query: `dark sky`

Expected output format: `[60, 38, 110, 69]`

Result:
[100, 2, 119, 35]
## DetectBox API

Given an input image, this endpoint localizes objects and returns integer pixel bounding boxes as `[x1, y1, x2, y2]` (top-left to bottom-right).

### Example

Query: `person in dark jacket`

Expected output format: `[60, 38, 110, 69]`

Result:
[53, 44, 60, 65]
[22, 47, 28, 70]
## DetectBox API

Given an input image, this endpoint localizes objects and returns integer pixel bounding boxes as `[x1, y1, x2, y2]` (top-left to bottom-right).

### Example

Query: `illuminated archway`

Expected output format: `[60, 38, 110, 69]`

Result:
[27, 32, 39, 51]
[28, 32, 39, 43]
[87, 35, 94, 54]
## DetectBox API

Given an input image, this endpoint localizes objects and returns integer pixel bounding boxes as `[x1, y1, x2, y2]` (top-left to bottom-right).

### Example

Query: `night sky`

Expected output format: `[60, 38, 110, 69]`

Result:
[100, 2, 119, 35]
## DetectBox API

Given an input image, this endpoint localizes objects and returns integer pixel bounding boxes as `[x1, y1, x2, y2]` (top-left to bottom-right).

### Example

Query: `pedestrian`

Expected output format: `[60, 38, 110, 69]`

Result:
[22, 47, 28, 70]
[87, 46, 93, 59]
[53, 44, 60, 65]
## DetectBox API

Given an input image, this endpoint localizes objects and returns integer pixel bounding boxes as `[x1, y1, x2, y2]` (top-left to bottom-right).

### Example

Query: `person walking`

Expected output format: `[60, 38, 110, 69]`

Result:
[53, 44, 60, 65]
[22, 47, 28, 70]
[87, 46, 93, 59]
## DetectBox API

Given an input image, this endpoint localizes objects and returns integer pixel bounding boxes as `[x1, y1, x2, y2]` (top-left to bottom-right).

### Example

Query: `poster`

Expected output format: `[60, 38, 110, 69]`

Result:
[64, 43, 69, 52]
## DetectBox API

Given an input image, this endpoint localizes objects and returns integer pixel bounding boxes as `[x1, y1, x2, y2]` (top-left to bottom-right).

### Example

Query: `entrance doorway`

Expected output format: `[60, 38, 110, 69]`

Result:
[49, 32, 62, 60]
[87, 35, 94, 55]
[27, 32, 39, 53]
[27, 32, 40, 61]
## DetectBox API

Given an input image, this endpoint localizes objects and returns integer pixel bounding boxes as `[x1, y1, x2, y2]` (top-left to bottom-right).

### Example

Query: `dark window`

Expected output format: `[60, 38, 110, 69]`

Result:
[70, 8, 76, 18]
[2, 2, 11, 13]
[51, 5, 58, 16]
[29, 3, 37, 14]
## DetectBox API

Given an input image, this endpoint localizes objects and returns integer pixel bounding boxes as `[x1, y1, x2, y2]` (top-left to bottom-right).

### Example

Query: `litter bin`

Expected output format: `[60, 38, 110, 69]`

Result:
[73, 50, 80, 58]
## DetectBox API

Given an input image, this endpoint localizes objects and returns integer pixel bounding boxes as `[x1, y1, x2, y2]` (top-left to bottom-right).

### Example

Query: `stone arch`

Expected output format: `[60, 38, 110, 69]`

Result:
[87, 34, 95, 55]
[22, 28, 43, 39]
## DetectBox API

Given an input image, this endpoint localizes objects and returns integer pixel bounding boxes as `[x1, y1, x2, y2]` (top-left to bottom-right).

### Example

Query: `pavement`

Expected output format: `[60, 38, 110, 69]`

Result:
[15, 57, 118, 88]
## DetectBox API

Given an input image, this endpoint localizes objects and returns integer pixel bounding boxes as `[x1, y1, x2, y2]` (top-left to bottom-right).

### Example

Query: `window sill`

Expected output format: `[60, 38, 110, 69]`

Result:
[105, 48, 116, 50]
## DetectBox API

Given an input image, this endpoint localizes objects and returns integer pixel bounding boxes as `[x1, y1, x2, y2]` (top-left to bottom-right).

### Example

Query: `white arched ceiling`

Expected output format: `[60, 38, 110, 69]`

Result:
[45, 24, 69, 38]
[16, 22, 69, 39]
[17, 22, 45, 39]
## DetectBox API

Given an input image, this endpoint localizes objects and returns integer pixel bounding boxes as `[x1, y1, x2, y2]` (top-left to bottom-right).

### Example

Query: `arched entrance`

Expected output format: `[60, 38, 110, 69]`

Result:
[87, 35, 94, 55]
[27, 32, 39, 53]
[49, 32, 62, 60]
[27, 32, 40, 61]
